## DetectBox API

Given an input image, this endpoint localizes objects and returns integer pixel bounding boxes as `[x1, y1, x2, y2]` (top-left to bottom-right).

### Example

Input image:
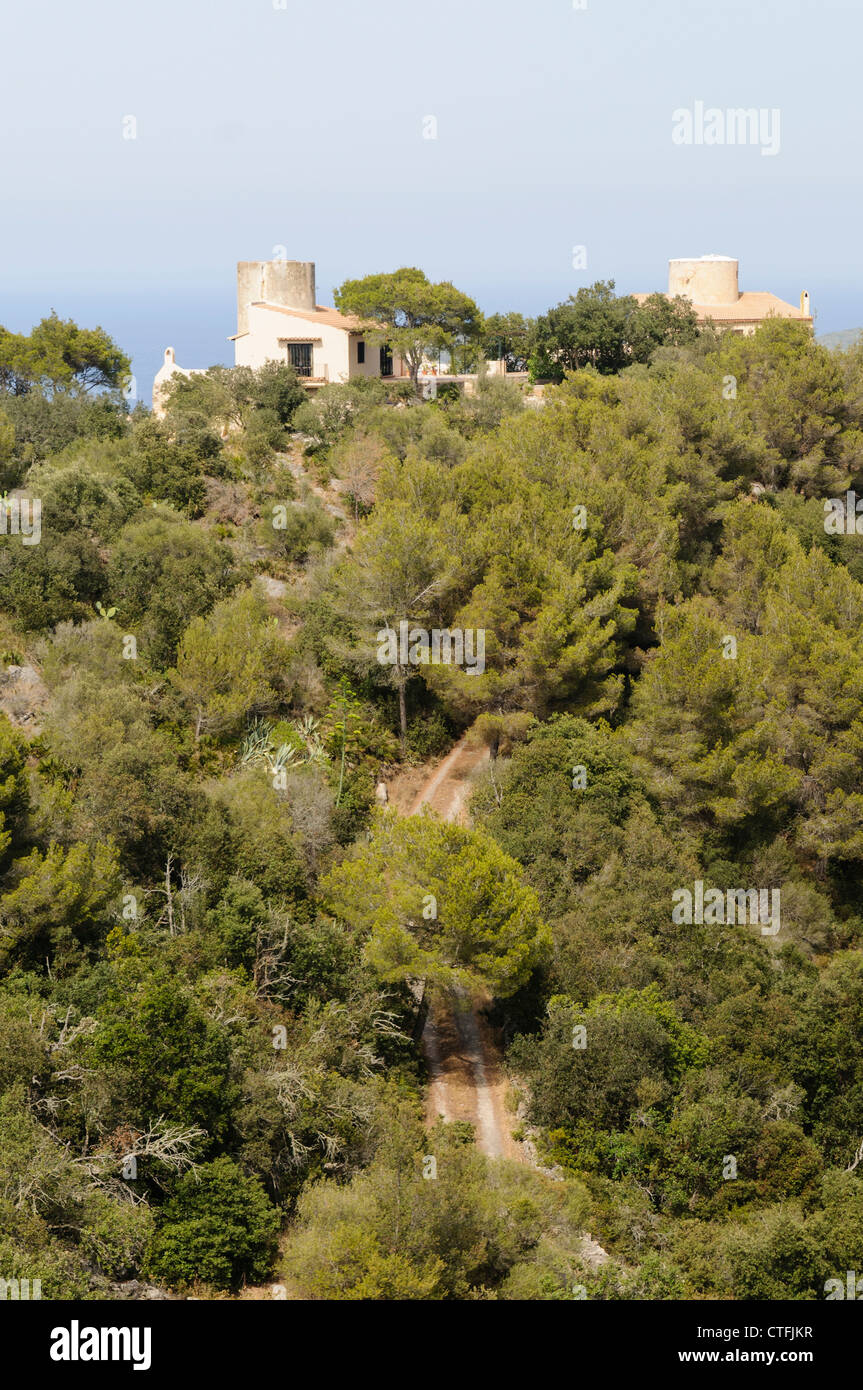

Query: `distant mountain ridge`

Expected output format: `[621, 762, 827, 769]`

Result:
[818, 327, 863, 349]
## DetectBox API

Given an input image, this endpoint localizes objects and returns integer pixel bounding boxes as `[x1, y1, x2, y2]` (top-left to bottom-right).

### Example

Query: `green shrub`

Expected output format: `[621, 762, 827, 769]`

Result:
[144, 1157, 280, 1290]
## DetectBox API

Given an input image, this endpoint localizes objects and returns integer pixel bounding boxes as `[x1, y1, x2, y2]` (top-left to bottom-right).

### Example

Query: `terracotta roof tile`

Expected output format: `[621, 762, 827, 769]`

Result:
[633, 290, 811, 323]
[250, 301, 371, 332]
[692, 291, 811, 322]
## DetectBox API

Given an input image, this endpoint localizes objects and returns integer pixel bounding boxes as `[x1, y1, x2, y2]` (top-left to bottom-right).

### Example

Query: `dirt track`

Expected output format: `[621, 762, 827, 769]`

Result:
[391, 740, 525, 1161]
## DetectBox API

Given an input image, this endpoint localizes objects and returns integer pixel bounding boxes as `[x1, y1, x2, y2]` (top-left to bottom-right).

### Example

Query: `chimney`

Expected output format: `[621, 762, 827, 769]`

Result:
[800, 290, 811, 317]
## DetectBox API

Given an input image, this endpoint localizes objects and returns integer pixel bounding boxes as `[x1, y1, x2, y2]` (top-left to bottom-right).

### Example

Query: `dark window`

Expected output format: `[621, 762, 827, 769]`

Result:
[357, 340, 365, 364]
[379, 344, 393, 376]
[287, 343, 313, 376]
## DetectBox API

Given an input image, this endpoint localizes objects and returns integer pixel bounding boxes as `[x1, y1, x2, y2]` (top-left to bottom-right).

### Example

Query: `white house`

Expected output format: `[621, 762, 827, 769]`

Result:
[232, 299, 407, 385]
[153, 258, 409, 414]
[231, 258, 408, 385]
[151, 347, 208, 418]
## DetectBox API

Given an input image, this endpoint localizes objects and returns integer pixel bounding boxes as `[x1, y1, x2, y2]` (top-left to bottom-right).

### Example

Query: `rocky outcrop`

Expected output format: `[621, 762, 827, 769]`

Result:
[0, 664, 49, 731]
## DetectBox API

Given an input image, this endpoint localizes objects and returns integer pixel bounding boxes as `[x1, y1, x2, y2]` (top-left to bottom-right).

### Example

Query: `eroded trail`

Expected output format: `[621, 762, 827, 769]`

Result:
[390, 740, 524, 1161]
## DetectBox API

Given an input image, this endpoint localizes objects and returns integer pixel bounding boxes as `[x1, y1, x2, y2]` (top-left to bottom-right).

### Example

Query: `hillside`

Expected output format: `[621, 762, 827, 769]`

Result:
[1, 308, 862, 1305]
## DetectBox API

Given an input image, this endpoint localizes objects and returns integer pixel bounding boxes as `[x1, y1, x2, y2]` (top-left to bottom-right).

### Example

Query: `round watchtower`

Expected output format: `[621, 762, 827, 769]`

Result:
[236, 260, 316, 336]
[668, 255, 739, 306]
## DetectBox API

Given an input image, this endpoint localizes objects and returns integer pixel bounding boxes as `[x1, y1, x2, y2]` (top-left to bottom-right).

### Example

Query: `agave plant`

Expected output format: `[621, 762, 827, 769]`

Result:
[268, 742, 303, 774]
[293, 714, 327, 764]
[240, 717, 321, 777]
[240, 717, 274, 766]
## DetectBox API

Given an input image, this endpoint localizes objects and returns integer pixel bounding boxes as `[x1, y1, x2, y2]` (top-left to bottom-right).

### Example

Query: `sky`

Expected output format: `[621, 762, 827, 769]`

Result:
[1, 0, 860, 395]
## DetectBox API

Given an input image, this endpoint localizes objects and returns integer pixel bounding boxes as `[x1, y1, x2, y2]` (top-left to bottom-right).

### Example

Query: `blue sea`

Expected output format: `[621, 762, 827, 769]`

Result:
[0, 285, 236, 410]
[2, 279, 859, 414]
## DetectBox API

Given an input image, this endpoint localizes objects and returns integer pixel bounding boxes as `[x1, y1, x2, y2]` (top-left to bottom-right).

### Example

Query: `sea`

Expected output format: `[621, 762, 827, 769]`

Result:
[0, 285, 235, 410]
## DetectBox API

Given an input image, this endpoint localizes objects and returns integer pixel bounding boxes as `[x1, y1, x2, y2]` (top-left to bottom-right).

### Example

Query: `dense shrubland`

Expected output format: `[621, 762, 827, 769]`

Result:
[0, 299, 862, 1299]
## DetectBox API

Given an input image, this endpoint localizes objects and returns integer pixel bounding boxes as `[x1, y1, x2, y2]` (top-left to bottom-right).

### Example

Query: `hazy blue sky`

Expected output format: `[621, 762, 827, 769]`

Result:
[2, 0, 859, 390]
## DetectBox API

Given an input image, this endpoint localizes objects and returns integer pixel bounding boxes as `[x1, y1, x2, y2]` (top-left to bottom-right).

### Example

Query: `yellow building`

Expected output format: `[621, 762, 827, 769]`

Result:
[635, 255, 812, 335]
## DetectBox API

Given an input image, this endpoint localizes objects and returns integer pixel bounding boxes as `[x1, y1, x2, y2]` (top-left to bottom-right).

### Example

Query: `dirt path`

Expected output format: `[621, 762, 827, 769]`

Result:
[397, 738, 489, 822]
[285, 447, 354, 553]
[390, 739, 525, 1162]
[395, 739, 614, 1265]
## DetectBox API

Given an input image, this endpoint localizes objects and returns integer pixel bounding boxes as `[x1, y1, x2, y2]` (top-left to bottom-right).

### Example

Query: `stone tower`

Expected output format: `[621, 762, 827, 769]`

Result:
[668, 255, 739, 306]
[236, 260, 316, 337]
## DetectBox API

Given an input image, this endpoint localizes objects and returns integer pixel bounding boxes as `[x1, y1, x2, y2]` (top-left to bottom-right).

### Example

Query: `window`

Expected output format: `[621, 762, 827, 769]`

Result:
[379, 344, 393, 376]
[287, 343, 313, 376]
[357, 340, 365, 364]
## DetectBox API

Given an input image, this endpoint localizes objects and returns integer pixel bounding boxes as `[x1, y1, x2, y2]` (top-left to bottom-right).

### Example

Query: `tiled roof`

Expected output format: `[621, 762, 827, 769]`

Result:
[250, 302, 370, 332]
[693, 292, 811, 322]
[633, 290, 811, 322]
